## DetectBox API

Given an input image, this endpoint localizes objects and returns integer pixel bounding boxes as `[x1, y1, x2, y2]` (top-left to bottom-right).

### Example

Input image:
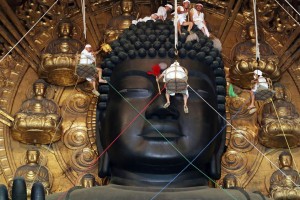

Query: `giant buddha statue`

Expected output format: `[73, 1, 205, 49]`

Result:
[105, 0, 136, 43]
[270, 151, 300, 199]
[44, 20, 269, 199]
[230, 24, 280, 89]
[258, 83, 300, 148]
[40, 19, 84, 86]
[12, 79, 62, 145]
[14, 149, 51, 199]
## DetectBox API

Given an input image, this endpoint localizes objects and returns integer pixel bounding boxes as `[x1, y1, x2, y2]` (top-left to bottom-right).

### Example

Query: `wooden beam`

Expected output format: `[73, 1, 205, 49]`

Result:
[279, 27, 300, 57]
[279, 36, 300, 68]
[281, 49, 300, 73]
[0, 26, 38, 71]
[220, 0, 243, 43]
[0, 10, 40, 65]
[0, 0, 41, 57]
[217, 0, 236, 38]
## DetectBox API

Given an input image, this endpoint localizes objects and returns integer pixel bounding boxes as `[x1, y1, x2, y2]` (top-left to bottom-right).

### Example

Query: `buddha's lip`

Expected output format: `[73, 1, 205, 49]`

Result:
[140, 121, 183, 141]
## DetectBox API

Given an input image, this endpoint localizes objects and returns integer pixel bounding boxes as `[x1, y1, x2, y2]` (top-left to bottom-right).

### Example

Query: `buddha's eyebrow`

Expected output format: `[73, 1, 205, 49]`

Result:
[114, 70, 150, 80]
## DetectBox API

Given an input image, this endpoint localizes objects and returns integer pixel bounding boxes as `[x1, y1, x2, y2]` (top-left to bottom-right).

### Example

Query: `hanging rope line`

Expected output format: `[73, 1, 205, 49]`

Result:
[273, 0, 300, 26]
[81, 0, 87, 39]
[150, 125, 234, 200]
[106, 82, 238, 200]
[188, 85, 299, 187]
[282, 0, 300, 16]
[150, 97, 249, 200]
[174, 0, 178, 52]
[252, 0, 260, 62]
[0, 0, 59, 63]
[271, 99, 299, 172]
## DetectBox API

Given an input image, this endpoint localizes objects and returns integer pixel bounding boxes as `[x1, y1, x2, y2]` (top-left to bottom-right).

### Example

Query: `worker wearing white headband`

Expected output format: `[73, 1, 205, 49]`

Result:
[132, 3, 173, 24]
[190, 1, 210, 37]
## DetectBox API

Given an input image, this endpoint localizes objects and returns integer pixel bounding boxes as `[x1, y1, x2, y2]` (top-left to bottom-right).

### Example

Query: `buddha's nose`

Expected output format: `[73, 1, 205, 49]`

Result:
[145, 94, 179, 120]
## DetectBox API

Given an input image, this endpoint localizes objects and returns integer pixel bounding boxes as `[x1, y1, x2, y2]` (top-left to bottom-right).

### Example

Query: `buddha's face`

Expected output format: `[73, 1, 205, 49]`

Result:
[100, 58, 222, 174]
[59, 22, 72, 37]
[27, 150, 39, 164]
[33, 83, 46, 97]
[280, 154, 292, 168]
[223, 176, 237, 189]
[82, 177, 95, 188]
[121, 0, 133, 13]
[248, 25, 255, 40]
[60, 42, 70, 53]
[274, 86, 285, 100]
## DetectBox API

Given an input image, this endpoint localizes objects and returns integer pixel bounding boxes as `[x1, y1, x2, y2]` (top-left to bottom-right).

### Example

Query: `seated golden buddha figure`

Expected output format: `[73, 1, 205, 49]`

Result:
[229, 24, 280, 89]
[40, 19, 84, 86]
[14, 149, 51, 199]
[258, 83, 300, 148]
[105, 0, 136, 43]
[270, 151, 300, 200]
[12, 79, 62, 145]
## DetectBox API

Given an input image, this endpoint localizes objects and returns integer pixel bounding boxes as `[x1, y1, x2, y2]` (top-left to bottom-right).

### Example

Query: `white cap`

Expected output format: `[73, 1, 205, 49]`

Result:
[183, 0, 190, 4]
[85, 44, 92, 48]
[254, 70, 262, 76]
[165, 4, 173, 9]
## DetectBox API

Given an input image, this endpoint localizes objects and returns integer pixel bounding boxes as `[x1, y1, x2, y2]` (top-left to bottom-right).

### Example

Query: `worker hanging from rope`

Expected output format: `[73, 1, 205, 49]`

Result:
[78, 44, 107, 96]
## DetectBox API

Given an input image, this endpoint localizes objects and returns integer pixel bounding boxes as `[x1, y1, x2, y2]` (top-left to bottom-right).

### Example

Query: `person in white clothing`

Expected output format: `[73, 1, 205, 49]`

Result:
[248, 70, 269, 110]
[132, 4, 173, 24]
[190, 2, 210, 37]
[177, 0, 193, 35]
[157, 61, 189, 113]
[79, 44, 107, 96]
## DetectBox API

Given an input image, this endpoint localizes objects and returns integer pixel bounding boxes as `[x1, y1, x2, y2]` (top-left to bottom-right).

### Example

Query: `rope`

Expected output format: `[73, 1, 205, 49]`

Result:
[81, 0, 87, 39]
[0, 0, 59, 63]
[188, 85, 300, 187]
[150, 94, 249, 200]
[174, 0, 178, 51]
[106, 82, 238, 200]
[273, 0, 300, 26]
[252, 0, 260, 62]
[270, 99, 299, 172]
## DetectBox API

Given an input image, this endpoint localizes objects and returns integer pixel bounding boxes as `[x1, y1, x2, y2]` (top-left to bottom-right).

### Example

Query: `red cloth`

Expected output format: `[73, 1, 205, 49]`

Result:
[147, 64, 161, 76]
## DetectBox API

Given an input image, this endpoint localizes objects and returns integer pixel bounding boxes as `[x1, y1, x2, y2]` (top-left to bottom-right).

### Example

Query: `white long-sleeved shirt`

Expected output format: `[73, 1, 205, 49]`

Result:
[79, 49, 95, 65]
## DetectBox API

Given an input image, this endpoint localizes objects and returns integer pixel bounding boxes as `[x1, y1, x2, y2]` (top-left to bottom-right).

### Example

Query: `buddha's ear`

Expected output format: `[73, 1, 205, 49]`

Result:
[98, 152, 111, 179]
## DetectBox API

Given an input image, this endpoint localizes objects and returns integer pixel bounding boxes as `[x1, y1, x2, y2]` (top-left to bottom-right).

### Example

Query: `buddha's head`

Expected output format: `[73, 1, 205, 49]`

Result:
[26, 149, 40, 164]
[223, 174, 238, 189]
[58, 19, 73, 38]
[97, 21, 226, 187]
[279, 151, 292, 169]
[273, 83, 286, 100]
[120, 0, 134, 15]
[81, 174, 96, 188]
[33, 79, 48, 98]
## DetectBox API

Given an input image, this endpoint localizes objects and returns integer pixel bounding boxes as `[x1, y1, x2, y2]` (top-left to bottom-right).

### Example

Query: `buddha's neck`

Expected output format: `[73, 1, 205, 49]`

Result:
[110, 168, 208, 187]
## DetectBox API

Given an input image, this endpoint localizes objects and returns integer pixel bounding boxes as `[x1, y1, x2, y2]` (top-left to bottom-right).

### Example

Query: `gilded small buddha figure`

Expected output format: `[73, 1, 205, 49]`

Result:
[258, 83, 300, 148]
[40, 19, 84, 86]
[229, 24, 280, 89]
[14, 149, 50, 199]
[223, 174, 238, 189]
[270, 151, 300, 200]
[12, 79, 62, 145]
[80, 174, 96, 188]
[105, 0, 136, 42]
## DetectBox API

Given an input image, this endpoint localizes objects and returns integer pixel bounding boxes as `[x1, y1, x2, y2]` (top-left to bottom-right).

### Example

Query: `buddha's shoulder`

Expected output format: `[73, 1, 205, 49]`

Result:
[46, 185, 272, 200]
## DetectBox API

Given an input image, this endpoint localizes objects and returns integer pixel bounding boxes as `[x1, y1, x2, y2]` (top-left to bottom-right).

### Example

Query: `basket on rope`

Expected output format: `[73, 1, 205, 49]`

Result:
[75, 54, 97, 79]
[254, 78, 275, 101]
[164, 61, 188, 93]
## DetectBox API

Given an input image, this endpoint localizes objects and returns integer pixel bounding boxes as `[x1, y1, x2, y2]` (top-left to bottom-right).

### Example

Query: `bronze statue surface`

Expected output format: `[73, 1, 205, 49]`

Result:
[12, 79, 61, 145]
[14, 149, 50, 198]
[40, 19, 84, 86]
[270, 151, 300, 199]
[259, 83, 300, 148]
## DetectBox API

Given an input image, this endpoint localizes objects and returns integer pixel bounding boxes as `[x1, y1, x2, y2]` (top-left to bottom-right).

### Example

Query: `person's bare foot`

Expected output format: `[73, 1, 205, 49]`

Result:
[99, 79, 107, 83]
